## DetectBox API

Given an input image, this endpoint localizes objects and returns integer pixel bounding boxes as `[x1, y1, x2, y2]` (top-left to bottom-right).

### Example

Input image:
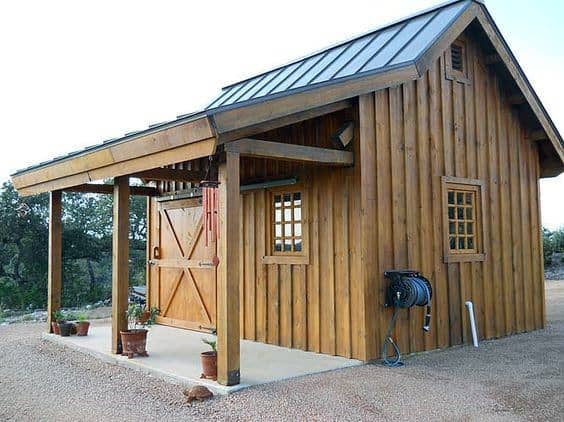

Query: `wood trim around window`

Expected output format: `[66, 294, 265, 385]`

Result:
[261, 184, 309, 265]
[445, 39, 471, 85]
[441, 176, 486, 263]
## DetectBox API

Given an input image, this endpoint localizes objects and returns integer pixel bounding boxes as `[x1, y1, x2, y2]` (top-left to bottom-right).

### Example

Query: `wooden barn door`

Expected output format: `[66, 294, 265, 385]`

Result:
[149, 198, 216, 332]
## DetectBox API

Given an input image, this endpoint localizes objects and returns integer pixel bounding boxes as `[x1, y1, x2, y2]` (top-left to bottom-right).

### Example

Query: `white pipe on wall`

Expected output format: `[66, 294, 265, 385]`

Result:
[465, 301, 479, 348]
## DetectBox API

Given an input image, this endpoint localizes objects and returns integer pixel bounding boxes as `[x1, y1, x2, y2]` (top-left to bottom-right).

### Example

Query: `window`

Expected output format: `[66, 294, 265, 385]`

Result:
[273, 192, 303, 253]
[445, 40, 470, 84]
[451, 44, 464, 72]
[262, 187, 308, 265]
[442, 177, 485, 262]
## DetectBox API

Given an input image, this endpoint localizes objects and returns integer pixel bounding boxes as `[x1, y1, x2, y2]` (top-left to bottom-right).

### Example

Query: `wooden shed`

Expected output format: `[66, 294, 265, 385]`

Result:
[11, 0, 564, 386]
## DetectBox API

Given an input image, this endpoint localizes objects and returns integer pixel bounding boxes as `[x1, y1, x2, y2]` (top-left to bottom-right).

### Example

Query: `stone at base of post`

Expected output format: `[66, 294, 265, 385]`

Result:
[226, 369, 240, 386]
[113, 341, 123, 355]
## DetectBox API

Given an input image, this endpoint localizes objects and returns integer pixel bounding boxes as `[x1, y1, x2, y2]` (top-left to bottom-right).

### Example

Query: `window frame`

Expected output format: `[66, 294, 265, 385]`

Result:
[262, 185, 309, 265]
[445, 39, 470, 85]
[441, 176, 486, 263]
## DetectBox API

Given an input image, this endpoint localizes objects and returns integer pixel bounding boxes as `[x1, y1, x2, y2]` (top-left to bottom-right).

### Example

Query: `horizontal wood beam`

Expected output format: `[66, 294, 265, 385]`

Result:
[485, 54, 501, 65]
[64, 184, 158, 196]
[507, 94, 526, 106]
[129, 168, 205, 182]
[224, 138, 354, 166]
[216, 100, 353, 144]
[526, 130, 548, 142]
[16, 139, 216, 197]
[12, 117, 214, 190]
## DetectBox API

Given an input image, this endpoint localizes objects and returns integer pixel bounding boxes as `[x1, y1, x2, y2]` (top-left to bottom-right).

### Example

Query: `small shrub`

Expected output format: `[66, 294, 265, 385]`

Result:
[202, 338, 217, 353]
[126, 304, 159, 330]
[52, 309, 65, 323]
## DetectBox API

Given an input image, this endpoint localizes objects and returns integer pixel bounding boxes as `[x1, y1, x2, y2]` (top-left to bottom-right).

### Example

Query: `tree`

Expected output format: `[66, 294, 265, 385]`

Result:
[0, 182, 48, 309]
[543, 227, 564, 266]
[0, 181, 147, 310]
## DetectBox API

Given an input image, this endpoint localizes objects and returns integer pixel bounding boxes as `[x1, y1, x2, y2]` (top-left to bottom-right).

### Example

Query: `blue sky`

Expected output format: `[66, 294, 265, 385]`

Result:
[0, 0, 562, 228]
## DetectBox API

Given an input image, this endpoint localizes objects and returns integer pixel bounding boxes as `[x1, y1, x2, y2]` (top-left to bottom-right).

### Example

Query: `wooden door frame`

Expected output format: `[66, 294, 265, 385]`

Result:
[150, 197, 217, 333]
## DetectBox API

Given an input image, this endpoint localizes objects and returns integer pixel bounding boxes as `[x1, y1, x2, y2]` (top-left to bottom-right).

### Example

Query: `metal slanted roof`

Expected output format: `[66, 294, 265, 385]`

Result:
[11, 110, 207, 176]
[206, 0, 472, 112]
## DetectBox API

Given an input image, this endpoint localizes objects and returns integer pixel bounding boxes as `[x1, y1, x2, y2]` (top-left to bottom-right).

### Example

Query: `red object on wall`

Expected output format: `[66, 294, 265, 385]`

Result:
[201, 181, 219, 248]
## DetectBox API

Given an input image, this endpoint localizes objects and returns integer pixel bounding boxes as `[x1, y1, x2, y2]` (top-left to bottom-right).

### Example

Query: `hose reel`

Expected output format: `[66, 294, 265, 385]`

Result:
[382, 270, 433, 367]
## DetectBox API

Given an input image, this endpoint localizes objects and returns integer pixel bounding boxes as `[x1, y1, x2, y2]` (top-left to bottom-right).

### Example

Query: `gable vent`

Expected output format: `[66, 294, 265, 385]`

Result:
[451, 44, 464, 72]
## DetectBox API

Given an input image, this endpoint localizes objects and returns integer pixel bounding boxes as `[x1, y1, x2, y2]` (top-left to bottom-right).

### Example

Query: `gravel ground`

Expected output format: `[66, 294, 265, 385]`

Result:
[1, 282, 562, 421]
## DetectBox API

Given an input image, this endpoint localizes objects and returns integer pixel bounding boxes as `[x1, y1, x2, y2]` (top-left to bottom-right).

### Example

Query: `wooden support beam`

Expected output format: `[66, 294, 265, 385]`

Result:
[65, 184, 158, 196]
[224, 138, 354, 166]
[216, 100, 353, 143]
[526, 130, 548, 142]
[507, 94, 526, 106]
[217, 151, 240, 386]
[129, 168, 205, 182]
[47, 191, 62, 333]
[485, 54, 501, 65]
[358, 94, 378, 360]
[112, 176, 130, 354]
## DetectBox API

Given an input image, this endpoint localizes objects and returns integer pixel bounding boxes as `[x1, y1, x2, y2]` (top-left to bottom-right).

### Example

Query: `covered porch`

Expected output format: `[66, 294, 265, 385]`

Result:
[11, 101, 358, 387]
[43, 321, 361, 394]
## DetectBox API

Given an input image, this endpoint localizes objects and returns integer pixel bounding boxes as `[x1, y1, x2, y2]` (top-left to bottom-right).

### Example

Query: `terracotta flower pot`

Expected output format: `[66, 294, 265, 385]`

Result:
[137, 310, 151, 325]
[76, 321, 90, 336]
[200, 351, 217, 380]
[120, 329, 148, 358]
[58, 322, 73, 337]
[51, 322, 60, 335]
[70, 323, 77, 335]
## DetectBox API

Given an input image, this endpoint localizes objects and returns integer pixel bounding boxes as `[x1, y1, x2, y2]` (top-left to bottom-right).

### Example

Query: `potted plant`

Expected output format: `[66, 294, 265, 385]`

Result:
[66, 311, 78, 335]
[75, 313, 90, 336]
[200, 337, 217, 380]
[58, 311, 74, 337]
[51, 310, 64, 335]
[120, 304, 159, 358]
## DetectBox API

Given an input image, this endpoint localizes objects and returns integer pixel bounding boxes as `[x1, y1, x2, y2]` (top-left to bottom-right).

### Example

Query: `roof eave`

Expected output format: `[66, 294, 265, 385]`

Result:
[413, 1, 564, 169]
[210, 63, 420, 140]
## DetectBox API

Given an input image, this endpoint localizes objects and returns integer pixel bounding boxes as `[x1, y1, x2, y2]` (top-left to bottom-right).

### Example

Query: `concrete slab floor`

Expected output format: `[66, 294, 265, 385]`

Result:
[42, 321, 361, 394]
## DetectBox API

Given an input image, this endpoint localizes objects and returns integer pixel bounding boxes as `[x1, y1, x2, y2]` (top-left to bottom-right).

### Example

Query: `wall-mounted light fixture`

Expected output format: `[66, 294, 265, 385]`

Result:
[331, 121, 355, 149]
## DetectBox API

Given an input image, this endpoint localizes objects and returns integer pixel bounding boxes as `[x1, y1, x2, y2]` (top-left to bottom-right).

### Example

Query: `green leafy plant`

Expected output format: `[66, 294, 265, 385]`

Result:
[52, 309, 65, 323]
[202, 338, 217, 354]
[126, 304, 159, 330]
[77, 313, 88, 323]
[65, 311, 77, 321]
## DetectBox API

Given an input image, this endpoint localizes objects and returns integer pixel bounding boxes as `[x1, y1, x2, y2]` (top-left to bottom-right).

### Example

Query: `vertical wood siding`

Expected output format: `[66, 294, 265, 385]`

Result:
[236, 108, 366, 359]
[149, 31, 544, 360]
[362, 33, 544, 358]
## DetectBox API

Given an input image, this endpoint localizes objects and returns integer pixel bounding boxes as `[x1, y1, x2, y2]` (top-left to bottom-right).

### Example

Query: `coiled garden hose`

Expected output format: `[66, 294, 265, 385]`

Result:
[382, 301, 404, 367]
[381, 271, 433, 367]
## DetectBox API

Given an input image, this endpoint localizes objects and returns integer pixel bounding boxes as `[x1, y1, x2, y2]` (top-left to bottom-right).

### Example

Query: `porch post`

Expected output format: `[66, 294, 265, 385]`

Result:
[217, 151, 240, 385]
[359, 93, 378, 360]
[47, 190, 62, 333]
[112, 176, 130, 354]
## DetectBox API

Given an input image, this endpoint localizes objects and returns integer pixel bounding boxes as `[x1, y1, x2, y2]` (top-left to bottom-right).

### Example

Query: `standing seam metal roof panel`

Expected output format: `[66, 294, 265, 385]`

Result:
[206, 0, 473, 111]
